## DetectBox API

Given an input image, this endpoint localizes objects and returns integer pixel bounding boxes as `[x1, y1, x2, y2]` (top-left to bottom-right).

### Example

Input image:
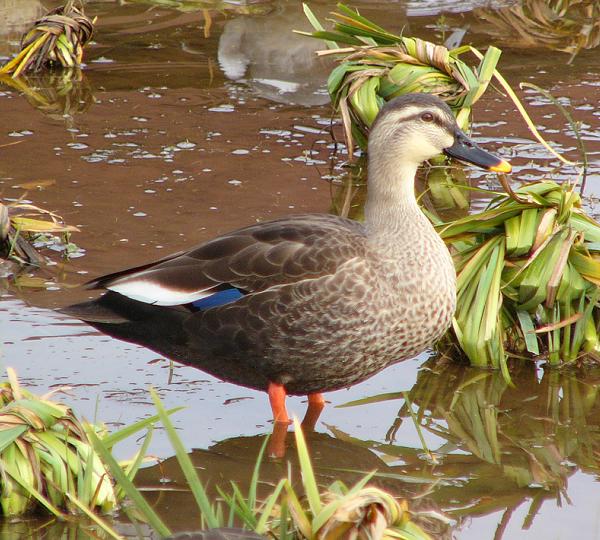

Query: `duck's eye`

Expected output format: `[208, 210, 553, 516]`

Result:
[421, 112, 434, 123]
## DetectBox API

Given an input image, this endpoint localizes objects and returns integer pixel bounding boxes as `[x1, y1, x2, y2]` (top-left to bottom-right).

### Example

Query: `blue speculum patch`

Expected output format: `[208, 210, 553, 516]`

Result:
[191, 288, 244, 310]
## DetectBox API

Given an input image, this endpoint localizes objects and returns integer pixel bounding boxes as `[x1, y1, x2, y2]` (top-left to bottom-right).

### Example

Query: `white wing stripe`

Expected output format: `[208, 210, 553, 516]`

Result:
[108, 280, 212, 306]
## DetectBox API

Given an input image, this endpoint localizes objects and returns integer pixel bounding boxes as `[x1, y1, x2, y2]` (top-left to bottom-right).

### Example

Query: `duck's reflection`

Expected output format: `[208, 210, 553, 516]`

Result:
[217, 2, 349, 106]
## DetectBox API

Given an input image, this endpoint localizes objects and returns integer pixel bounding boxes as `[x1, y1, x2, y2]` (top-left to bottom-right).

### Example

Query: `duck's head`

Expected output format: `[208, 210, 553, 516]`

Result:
[369, 93, 511, 173]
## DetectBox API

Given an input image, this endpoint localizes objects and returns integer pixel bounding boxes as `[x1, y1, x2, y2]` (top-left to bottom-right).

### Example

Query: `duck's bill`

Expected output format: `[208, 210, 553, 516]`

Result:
[444, 131, 512, 173]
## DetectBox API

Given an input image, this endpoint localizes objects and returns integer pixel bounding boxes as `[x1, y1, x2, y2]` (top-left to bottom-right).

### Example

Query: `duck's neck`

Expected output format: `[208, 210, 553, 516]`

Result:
[364, 154, 426, 236]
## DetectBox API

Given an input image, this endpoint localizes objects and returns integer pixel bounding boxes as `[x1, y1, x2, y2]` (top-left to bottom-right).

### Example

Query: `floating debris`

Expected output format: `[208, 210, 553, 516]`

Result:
[0, 199, 80, 266]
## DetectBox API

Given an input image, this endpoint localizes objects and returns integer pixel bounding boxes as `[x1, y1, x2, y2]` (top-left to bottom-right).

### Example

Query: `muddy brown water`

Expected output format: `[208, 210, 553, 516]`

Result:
[1, 0, 600, 538]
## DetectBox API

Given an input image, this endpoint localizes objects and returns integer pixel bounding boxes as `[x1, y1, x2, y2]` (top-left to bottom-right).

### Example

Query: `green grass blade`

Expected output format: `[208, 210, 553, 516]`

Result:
[255, 478, 286, 534]
[516, 310, 539, 355]
[292, 418, 321, 516]
[248, 436, 268, 513]
[85, 427, 172, 537]
[301, 4, 338, 48]
[150, 388, 220, 528]
[65, 492, 124, 540]
[101, 407, 184, 448]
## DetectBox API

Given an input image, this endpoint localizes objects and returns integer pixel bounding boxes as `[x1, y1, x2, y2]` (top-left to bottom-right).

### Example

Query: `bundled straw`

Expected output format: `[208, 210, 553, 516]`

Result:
[0, 0, 94, 77]
[300, 3, 501, 156]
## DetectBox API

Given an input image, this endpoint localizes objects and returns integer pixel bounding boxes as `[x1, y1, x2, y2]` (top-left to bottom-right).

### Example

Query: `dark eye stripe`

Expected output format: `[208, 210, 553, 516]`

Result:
[399, 111, 449, 129]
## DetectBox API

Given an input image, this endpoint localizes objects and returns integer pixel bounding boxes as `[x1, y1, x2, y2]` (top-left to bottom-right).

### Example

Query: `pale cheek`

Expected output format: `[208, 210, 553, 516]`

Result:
[401, 136, 438, 159]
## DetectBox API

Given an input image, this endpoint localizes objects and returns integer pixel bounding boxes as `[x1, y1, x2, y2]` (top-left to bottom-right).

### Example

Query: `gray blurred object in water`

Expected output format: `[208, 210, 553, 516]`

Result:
[217, 2, 336, 106]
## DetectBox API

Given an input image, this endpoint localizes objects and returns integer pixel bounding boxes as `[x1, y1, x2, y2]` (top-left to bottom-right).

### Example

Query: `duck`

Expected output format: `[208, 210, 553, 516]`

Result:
[75, 93, 511, 433]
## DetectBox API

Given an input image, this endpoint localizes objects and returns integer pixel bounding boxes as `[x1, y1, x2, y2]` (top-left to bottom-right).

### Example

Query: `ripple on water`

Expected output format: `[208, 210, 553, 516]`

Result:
[176, 140, 196, 149]
[208, 104, 235, 113]
[8, 130, 33, 137]
[67, 142, 89, 150]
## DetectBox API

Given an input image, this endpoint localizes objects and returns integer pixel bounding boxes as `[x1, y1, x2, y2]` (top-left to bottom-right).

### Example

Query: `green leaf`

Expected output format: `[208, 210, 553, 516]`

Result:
[150, 388, 219, 528]
[516, 310, 539, 355]
[85, 426, 172, 537]
[0, 426, 27, 453]
[292, 418, 321, 516]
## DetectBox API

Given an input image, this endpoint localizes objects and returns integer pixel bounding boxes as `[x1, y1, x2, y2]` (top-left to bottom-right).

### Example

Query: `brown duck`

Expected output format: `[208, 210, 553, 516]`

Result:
[76, 94, 511, 432]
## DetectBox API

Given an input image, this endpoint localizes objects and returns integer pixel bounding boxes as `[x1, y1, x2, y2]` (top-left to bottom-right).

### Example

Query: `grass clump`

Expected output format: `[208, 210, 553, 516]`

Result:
[0, 368, 182, 539]
[300, 3, 569, 166]
[438, 180, 600, 375]
[0, 368, 116, 517]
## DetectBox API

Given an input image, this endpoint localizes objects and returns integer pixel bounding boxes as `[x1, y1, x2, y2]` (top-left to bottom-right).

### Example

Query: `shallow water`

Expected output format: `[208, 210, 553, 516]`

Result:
[1, 0, 600, 538]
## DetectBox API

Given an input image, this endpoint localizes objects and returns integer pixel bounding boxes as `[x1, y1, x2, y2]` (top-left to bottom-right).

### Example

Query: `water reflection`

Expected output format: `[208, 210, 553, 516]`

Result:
[353, 358, 600, 536]
[0, 70, 94, 123]
[134, 420, 454, 538]
[137, 359, 600, 539]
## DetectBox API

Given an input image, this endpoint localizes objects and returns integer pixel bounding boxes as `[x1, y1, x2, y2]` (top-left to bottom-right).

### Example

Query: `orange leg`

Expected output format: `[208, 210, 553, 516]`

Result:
[267, 382, 291, 458]
[268, 420, 289, 459]
[268, 382, 290, 423]
[301, 393, 326, 431]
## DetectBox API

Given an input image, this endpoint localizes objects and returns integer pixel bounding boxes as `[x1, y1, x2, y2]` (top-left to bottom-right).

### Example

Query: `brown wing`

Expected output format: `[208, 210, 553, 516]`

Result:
[87, 214, 367, 305]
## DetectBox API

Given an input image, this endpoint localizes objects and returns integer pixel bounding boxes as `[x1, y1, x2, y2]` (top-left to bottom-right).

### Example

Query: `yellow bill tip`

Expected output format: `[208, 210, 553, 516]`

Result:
[489, 159, 512, 174]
